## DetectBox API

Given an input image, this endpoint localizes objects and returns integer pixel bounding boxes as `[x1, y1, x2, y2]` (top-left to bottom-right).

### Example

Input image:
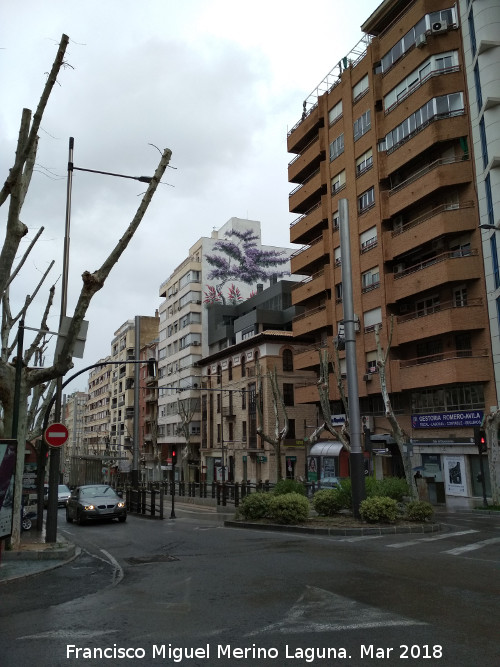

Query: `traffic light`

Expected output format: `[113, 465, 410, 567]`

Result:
[474, 427, 487, 453]
[172, 449, 177, 466]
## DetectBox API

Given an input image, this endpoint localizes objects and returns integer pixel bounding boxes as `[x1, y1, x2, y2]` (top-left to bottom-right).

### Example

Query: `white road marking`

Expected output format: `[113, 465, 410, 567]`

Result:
[245, 586, 425, 637]
[443, 536, 500, 555]
[386, 529, 478, 548]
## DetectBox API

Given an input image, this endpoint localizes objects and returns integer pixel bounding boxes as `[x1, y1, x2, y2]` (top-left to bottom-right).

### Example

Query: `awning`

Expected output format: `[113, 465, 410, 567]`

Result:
[308, 442, 344, 457]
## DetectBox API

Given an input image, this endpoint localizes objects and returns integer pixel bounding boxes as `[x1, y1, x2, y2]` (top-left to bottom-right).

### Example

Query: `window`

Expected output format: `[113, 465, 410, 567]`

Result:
[356, 148, 373, 176]
[358, 187, 375, 213]
[468, 8, 477, 57]
[454, 286, 467, 307]
[334, 246, 341, 266]
[329, 133, 344, 161]
[380, 94, 464, 153]
[479, 118, 488, 169]
[486, 175, 495, 228]
[362, 267, 380, 292]
[353, 74, 369, 102]
[283, 383, 294, 406]
[328, 100, 342, 125]
[490, 232, 500, 289]
[335, 282, 343, 302]
[416, 295, 440, 316]
[360, 226, 377, 251]
[363, 307, 382, 332]
[416, 339, 443, 362]
[333, 210, 339, 230]
[331, 170, 346, 195]
[354, 110, 371, 141]
[242, 421, 247, 443]
[288, 419, 296, 439]
[228, 360, 233, 381]
[283, 349, 294, 372]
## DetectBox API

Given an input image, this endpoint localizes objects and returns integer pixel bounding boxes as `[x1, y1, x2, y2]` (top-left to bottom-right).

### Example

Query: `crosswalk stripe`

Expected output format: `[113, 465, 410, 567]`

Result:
[386, 529, 478, 549]
[443, 536, 500, 556]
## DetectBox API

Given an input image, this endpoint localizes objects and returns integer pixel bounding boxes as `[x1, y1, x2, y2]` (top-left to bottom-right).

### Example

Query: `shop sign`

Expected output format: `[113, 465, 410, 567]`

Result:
[411, 411, 483, 429]
[286, 456, 297, 462]
[257, 456, 267, 463]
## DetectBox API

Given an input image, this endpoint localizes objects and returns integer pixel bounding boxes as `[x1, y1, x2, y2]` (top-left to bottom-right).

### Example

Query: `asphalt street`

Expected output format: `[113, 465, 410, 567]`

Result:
[0, 506, 498, 667]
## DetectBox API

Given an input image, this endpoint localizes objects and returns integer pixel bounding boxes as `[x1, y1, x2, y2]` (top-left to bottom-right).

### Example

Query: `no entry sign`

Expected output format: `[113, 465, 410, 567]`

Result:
[44, 422, 69, 448]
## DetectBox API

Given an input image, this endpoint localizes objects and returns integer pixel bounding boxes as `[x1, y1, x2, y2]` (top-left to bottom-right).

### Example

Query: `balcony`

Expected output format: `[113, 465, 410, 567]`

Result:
[398, 348, 491, 390]
[382, 112, 469, 177]
[288, 135, 325, 184]
[294, 347, 322, 372]
[290, 202, 326, 246]
[294, 382, 320, 405]
[287, 104, 323, 154]
[384, 201, 476, 261]
[289, 167, 326, 214]
[291, 269, 331, 305]
[290, 232, 328, 275]
[292, 304, 330, 338]
[388, 250, 481, 302]
[383, 157, 472, 218]
[394, 299, 484, 346]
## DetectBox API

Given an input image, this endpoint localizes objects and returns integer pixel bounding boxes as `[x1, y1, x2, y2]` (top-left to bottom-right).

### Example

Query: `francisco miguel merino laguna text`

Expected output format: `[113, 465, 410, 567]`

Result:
[66, 643, 352, 661]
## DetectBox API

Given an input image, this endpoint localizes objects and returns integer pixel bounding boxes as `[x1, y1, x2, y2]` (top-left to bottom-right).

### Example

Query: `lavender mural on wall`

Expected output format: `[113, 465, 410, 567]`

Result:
[204, 228, 290, 304]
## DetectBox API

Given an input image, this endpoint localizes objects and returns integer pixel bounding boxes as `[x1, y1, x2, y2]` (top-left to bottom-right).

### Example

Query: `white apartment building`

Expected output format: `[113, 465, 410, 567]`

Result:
[157, 217, 297, 481]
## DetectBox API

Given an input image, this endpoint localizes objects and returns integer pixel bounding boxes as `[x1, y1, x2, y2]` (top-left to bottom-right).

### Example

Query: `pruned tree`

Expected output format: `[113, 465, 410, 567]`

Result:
[308, 347, 351, 451]
[205, 228, 289, 303]
[483, 412, 500, 505]
[374, 318, 415, 498]
[1, 33, 172, 547]
[255, 361, 288, 481]
[176, 396, 200, 481]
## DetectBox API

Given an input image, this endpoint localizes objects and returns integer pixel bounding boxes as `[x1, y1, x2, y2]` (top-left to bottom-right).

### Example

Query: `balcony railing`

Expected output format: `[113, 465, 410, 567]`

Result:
[397, 297, 483, 324]
[400, 348, 487, 368]
[394, 249, 478, 279]
[391, 201, 474, 237]
[389, 156, 468, 196]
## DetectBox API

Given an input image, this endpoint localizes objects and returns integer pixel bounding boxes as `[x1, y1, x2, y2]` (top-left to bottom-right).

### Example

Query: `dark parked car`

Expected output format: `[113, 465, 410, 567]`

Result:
[66, 484, 126, 525]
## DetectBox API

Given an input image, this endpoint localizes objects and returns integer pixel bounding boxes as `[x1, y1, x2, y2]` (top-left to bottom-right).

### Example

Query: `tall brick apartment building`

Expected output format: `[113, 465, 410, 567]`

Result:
[287, 0, 496, 507]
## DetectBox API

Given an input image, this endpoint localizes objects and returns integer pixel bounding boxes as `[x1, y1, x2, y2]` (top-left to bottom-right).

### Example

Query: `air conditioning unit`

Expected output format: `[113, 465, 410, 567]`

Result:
[416, 33, 427, 48]
[394, 263, 405, 274]
[363, 374, 372, 382]
[431, 20, 448, 34]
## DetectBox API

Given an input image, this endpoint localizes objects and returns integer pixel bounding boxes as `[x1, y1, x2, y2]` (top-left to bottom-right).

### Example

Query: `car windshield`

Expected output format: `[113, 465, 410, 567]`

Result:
[58, 485, 70, 493]
[80, 486, 116, 498]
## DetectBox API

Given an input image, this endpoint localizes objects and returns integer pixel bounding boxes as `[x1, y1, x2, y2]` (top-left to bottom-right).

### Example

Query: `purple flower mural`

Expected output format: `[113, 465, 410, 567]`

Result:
[205, 228, 289, 303]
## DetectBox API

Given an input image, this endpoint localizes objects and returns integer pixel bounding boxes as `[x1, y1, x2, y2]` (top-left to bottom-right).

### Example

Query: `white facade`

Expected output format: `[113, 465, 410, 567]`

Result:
[460, 0, 500, 405]
[157, 217, 297, 479]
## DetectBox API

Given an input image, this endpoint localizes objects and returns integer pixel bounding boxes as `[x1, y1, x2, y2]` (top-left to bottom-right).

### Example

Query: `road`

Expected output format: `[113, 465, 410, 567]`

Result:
[0, 506, 498, 667]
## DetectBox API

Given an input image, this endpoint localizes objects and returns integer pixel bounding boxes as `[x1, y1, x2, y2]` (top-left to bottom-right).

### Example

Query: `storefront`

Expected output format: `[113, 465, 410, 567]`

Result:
[410, 436, 490, 508]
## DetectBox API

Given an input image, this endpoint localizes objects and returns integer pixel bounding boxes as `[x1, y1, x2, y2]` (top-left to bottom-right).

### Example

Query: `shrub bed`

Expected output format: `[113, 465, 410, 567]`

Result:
[238, 492, 272, 520]
[405, 500, 434, 522]
[313, 489, 344, 516]
[359, 496, 399, 523]
[268, 493, 310, 524]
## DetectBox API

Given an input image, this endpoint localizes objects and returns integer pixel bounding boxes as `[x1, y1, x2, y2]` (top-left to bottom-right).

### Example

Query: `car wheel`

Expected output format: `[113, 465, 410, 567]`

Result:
[66, 508, 73, 523]
[118, 516, 127, 523]
[22, 517, 32, 531]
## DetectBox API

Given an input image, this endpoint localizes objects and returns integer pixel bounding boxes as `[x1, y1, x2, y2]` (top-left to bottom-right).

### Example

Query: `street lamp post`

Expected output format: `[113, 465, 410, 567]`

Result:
[45, 137, 154, 543]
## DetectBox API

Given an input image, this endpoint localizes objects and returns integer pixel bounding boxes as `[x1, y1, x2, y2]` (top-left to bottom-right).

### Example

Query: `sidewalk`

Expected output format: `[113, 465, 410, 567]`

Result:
[0, 528, 78, 584]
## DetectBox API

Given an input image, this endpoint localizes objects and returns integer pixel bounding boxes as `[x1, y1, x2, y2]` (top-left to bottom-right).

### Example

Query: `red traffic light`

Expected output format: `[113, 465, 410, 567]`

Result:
[474, 427, 487, 453]
[172, 450, 177, 465]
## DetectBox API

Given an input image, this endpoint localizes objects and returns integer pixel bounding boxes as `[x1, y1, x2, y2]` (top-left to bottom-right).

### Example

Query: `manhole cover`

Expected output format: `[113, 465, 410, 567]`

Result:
[125, 554, 179, 564]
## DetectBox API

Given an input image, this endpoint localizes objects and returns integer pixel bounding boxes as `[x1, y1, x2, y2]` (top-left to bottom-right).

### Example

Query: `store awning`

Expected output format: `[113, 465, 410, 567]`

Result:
[308, 442, 344, 457]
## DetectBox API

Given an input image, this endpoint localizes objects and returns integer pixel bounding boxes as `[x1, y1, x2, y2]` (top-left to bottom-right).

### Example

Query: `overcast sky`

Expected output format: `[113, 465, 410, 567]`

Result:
[1, 0, 380, 392]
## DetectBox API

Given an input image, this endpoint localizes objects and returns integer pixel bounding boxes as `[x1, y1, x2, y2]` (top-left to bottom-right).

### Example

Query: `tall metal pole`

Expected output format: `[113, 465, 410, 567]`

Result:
[339, 198, 366, 518]
[46, 137, 74, 543]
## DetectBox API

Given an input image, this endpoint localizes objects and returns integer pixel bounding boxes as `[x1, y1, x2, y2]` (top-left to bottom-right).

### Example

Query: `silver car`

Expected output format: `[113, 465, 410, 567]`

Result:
[66, 484, 127, 525]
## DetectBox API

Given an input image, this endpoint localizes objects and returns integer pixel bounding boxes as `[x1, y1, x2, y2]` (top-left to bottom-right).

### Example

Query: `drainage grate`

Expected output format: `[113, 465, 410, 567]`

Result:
[125, 554, 179, 565]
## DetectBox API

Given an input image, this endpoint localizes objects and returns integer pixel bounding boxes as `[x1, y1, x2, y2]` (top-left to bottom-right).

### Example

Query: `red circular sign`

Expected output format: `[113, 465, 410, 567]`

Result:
[44, 422, 69, 447]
